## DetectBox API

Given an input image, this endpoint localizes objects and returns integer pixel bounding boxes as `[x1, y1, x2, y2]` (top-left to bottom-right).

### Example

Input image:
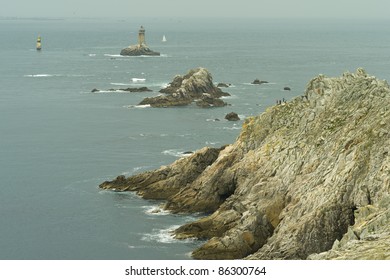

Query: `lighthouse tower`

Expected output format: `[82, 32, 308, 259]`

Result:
[138, 26, 146, 46]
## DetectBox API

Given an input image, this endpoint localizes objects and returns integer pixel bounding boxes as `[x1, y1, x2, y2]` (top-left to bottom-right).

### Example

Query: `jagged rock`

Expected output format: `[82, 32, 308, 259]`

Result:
[139, 68, 230, 108]
[225, 112, 240, 121]
[252, 79, 268, 85]
[100, 68, 390, 260]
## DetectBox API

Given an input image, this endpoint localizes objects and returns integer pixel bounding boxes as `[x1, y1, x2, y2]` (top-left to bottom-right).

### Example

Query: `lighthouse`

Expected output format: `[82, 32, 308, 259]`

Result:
[138, 26, 146, 46]
[120, 25, 160, 56]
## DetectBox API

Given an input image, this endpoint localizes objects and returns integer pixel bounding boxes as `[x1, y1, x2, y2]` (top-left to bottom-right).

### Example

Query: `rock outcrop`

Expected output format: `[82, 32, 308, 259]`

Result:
[91, 87, 152, 93]
[252, 79, 268, 85]
[138, 68, 230, 108]
[100, 68, 390, 260]
[225, 112, 240, 121]
[120, 45, 160, 56]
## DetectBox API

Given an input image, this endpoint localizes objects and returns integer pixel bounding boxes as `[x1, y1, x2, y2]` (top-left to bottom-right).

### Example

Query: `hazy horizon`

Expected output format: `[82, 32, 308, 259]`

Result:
[2, 0, 390, 20]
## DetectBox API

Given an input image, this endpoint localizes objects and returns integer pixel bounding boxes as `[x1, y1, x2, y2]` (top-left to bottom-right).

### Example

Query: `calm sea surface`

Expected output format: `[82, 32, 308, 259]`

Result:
[1, 17, 389, 259]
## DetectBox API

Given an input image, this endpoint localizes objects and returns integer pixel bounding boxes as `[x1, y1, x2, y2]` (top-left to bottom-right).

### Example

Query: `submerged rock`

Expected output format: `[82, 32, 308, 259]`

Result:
[100, 68, 390, 260]
[139, 67, 230, 108]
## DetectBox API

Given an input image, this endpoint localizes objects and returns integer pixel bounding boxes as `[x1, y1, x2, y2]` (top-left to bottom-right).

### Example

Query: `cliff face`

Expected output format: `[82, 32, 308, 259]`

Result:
[100, 68, 390, 260]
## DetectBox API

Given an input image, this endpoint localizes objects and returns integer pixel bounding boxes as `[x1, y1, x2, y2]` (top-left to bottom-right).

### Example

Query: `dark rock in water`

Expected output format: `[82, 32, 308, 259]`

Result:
[122, 87, 152, 92]
[91, 87, 153, 93]
[120, 45, 160, 56]
[252, 79, 269, 85]
[217, 83, 231, 88]
[225, 112, 240, 121]
[139, 67, 230, 108]
[284, 87, 291, 91]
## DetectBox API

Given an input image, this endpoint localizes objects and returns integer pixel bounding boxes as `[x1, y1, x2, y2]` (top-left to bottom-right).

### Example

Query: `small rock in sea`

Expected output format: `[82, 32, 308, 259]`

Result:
[217, 83, 231, 88]
[284, 87, 291, 91]
[252, 79, 268, 85]
[225, 112, 240, 121]
[91, 88, 100, 93]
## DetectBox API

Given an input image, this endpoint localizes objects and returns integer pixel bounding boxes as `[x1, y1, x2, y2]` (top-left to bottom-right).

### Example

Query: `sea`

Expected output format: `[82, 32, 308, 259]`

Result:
[1, 17, 390, 260]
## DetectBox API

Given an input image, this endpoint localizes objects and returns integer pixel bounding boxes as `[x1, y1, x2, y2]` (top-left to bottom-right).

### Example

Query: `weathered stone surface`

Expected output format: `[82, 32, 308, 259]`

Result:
[139, 68, 230, 108]
[100, 68, 390, 260]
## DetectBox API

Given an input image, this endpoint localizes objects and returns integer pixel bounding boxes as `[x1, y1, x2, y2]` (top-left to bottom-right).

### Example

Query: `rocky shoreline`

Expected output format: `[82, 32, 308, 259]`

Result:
[100, 68, 390, 260]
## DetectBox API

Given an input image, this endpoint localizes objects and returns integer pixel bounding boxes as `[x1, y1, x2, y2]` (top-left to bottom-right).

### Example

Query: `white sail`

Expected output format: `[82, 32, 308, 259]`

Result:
[162, 35, 167, 42]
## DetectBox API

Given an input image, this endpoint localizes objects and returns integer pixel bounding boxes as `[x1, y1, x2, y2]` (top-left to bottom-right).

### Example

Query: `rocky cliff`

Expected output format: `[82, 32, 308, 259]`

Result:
[100, 68, 390, 260]
[139, 67, 230, 108]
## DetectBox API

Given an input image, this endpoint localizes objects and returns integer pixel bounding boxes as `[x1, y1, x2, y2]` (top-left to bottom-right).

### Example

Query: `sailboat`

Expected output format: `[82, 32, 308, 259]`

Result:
[36, 36, 42, 51]
[162, 35, 167, 42]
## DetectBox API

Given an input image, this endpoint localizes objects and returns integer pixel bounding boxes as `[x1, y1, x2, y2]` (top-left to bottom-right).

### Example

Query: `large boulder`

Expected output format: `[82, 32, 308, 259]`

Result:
[139, 67, 230, 108]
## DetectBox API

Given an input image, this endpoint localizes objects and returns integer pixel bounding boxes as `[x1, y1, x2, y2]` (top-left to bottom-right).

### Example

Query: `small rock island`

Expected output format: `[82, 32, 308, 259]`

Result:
[139, 67, 230, 108]
[120, 26, 160, 56]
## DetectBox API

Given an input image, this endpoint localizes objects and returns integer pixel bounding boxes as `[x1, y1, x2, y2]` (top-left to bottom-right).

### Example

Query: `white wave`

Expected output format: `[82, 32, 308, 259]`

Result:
[132, 78, 146, 82]
[123, 104, 151, 109]
[88, 54, 96, 57]
[24, 74, 59, 77]
[223, 126, 241, 130]
[143, 205, 170, 216]
[162, 149, 192, 158]
[104, 54, 123, 58]
[134, 104, 151, 109]
[141, 225, 195, 244]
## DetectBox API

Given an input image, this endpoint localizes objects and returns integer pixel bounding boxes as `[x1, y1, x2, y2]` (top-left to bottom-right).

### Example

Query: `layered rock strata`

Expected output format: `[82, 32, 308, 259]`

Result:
[100, 68, 390, 260]
[138, 68, 230, 108]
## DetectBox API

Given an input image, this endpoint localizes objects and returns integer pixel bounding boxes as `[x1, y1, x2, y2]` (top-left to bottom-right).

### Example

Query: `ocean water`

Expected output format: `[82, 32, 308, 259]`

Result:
[1, 17, 390, 260]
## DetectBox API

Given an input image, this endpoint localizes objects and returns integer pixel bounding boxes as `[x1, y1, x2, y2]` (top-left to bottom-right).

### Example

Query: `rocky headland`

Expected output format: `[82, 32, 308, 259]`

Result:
[139, 67, 230, 108]
[100, 68, 390, 260]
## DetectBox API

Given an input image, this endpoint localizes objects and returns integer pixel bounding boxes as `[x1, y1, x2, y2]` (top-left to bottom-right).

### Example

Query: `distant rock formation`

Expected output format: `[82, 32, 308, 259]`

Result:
[138, 67, 230, 108]
[217, 83, 231, 88]
[100, 68, 390, 260]
[120, 26, 160, 56]
[91, 87, 152, 93]
[284, 86, 291, 91]
[251, 79, 268, 85]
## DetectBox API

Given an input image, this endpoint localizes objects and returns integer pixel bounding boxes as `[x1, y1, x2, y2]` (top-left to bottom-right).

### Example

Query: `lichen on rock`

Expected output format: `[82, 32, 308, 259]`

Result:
[100, 68, 390, 260]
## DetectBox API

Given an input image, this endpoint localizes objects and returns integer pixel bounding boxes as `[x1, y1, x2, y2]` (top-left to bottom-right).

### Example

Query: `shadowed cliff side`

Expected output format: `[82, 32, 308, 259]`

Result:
[100, 68, 390, 260]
